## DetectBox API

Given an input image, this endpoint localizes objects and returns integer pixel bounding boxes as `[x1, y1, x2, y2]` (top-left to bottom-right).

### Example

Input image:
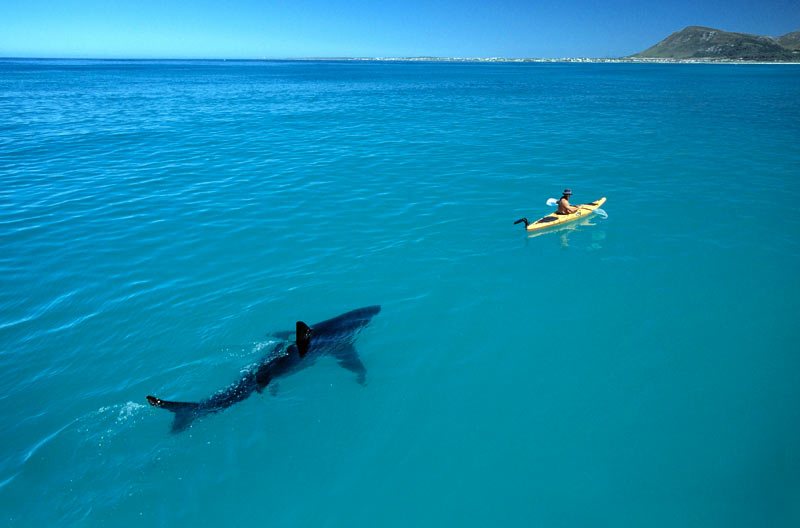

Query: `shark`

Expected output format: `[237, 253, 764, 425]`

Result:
[146, 305, 380, 432]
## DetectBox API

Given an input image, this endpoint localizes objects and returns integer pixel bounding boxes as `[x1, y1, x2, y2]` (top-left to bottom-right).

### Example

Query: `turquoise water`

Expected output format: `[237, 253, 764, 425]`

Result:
[1, 60, 799, 526]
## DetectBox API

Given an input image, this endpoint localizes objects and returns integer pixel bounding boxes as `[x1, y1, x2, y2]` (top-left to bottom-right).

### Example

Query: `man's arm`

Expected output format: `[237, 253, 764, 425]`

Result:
[564, 199, 579, 214]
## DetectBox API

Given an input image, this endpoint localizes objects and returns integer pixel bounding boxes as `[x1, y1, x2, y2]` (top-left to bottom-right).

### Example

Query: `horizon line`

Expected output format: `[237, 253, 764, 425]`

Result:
[1, 55, 623, 61]
[3, 56, 799, 64]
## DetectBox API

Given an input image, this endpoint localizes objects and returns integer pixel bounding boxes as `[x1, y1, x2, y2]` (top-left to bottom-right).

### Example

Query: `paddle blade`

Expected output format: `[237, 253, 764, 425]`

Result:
[546, 198, 558, 207]
[594, 208, 608, 219]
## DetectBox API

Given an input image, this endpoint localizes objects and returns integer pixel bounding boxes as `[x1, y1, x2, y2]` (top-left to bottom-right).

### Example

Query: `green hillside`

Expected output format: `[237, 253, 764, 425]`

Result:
[633, 26, 799, 61]
[776, 31, 800, 51]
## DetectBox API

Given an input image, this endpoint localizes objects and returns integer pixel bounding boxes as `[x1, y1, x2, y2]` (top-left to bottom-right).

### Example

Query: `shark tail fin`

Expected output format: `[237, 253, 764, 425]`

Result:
[296, 321, 312, 357]
[146, 395, 200, 433]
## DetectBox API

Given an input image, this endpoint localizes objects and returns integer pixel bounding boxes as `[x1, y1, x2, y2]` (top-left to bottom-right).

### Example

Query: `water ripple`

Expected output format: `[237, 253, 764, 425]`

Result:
[1, 60, 799, 526]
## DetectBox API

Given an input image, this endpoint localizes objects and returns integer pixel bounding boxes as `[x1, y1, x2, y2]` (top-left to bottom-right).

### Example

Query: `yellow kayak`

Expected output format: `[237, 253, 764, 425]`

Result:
[516, 197, 606, 232]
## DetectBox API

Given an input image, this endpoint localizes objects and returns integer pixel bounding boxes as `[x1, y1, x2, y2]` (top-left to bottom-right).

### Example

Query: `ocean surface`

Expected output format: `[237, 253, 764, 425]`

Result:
[1, 59, 799, 526]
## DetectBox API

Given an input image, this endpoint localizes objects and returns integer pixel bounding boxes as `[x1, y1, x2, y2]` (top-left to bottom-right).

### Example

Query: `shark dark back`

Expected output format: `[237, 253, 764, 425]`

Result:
[294, 305, 380, 349]
[146, 305, 380, 433]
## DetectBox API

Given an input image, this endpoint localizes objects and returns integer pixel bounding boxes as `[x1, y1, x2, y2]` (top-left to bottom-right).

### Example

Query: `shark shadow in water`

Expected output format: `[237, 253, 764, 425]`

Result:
[146, 305, 380, 432]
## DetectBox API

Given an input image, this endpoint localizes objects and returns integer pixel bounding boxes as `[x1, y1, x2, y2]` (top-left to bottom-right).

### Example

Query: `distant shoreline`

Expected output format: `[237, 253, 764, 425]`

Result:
[343, 57, 800, 65]
[2, 56, 800, 65]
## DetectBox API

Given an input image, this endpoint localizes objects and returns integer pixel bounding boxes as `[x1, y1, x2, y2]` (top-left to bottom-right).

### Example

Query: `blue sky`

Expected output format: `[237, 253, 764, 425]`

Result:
[2, 0, 799, 58]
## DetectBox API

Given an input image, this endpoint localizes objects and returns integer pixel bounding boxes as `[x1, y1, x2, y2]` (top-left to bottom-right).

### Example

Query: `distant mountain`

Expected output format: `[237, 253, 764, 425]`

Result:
[777, 31, 800, 51]
[633, 26, 800, 61]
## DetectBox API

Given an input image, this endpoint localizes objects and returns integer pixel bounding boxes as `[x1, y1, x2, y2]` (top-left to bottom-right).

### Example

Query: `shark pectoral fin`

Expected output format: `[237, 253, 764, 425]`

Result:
[333, 344, 367, 385]
[296, 321, 312, 357]
[146, 395, 201, 433]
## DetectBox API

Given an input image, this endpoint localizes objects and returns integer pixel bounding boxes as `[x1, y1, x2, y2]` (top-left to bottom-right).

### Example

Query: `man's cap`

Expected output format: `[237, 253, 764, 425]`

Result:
[563, 188, 572, 195]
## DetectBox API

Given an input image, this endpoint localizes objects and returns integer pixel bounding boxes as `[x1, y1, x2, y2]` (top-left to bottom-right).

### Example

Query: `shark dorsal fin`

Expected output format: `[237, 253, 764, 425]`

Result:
[296, 321, 312, 357]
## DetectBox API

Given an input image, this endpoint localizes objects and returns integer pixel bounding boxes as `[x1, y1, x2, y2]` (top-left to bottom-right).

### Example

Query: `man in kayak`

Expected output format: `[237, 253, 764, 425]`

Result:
[556, 189, 578, 215]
